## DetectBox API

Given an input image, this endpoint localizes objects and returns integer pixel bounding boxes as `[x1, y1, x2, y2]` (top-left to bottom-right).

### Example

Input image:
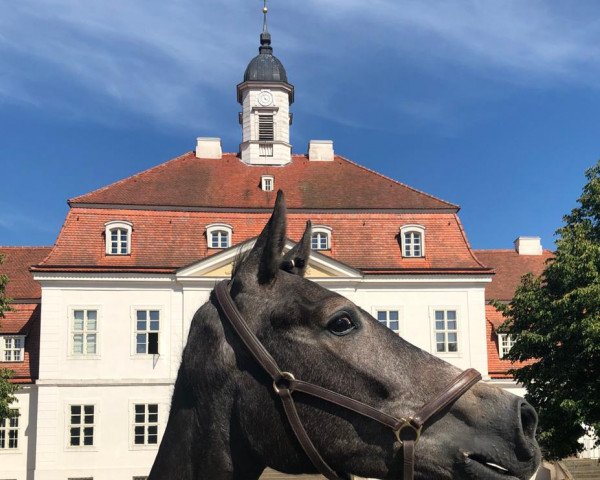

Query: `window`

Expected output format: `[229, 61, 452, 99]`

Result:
[133, 404, 159, 446]
[210, 230, 229, 248]
[434, 310, 458, 353]
[105, 221, 133, 255]
[258, 115, 274, 141]
[400, 225, 425, 258]
[261, 175, 274, 192]
[376, 310, 400, 334]
[0, 409, 19, 450]
[1, 336, 25, 362]
[69, 405, 94, 447]
[498, 333, 516, 359]
[71, 310, 98, 356]
[136, 310, 159, 355]
[311, 226, 332, 251]
[206, 224, 233, 249]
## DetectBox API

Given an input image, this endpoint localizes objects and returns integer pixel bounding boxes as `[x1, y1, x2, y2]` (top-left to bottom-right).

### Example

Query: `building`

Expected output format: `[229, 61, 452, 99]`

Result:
[0, 9, 554, 480]
[474, 237, 552, 392]
[0, 247, 50, 480]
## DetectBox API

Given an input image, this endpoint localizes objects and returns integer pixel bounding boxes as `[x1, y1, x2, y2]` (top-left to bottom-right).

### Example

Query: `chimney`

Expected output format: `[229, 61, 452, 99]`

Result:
[308, 140, 334, 162]
[514, 236, 543, 255]
[196, 138, 222, 159]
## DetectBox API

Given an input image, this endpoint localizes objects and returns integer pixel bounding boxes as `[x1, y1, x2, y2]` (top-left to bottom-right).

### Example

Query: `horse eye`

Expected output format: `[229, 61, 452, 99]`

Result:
[327, 315, 356, 336]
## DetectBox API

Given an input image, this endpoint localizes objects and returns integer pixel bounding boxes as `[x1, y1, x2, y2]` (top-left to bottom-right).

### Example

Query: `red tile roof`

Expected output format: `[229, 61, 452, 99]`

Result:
[0, 247, 52, 300]
[70, 153, 458, 211]
[35, 209, 489, 273]
[0, 304, 40, 383]
[486, 305, 534, 379]
[474, 249, 553, 301]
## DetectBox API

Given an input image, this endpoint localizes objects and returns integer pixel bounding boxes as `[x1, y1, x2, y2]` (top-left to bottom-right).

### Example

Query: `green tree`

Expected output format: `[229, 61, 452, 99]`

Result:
[498, 161, 600, 460]
[0, 253, 18, 420]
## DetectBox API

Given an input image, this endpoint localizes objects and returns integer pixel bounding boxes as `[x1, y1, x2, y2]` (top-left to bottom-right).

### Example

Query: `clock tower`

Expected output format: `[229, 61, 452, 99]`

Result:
[237, 2, 294, 165]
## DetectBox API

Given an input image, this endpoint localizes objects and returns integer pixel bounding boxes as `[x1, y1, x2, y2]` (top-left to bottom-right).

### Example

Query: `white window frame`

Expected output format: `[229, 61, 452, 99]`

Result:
[1, 336, 25, 362]
[430, 308, 460, 356]
[132, 308, 161, 356]
[67, 404, 96, 449]
[400, 225, 425, 258]
[498, 333, 516, 359]
[0, 408, 19, 451]
[373, 308, 403, 335]
[261, 175, 274, 192]
[130, 403, 160, 450]
[105, 221, 133, 255]
[68, 308, 99, 358]
[206, 224, 233, 249]
[311, 226, 332, 251]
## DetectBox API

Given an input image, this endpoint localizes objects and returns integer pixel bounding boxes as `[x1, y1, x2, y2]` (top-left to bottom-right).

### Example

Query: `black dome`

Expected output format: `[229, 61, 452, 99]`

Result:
[243, 32, 288, 84]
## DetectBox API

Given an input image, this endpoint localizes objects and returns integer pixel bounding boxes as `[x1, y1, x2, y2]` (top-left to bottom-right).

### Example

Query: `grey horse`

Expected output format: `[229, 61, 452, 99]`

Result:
[149, 191, 540, 480]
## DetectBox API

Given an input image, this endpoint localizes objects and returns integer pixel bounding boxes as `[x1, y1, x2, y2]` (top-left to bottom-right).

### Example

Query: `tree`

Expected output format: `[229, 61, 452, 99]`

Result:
[498, 161, 600, 460]
[0, 254, 18, 420]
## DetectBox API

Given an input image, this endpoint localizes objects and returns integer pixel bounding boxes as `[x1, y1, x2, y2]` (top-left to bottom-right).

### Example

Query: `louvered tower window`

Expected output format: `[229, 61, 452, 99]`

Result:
[258, 115, 274, 141]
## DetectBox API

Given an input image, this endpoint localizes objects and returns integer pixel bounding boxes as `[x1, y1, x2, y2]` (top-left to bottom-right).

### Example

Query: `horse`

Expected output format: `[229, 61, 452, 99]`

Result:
[149, 191, 541, 480]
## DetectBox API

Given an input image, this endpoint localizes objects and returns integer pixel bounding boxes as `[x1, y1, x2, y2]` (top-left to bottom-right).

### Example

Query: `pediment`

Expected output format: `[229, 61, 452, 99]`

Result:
[177, 238, 361, 280]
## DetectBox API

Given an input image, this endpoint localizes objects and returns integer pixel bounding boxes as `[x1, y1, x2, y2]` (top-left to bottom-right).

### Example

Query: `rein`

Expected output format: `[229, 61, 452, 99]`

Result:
[215, 280, 481, 480]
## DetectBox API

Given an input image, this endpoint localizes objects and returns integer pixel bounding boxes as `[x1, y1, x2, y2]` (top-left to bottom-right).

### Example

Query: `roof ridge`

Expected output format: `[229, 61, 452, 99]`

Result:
[69, 151, 194, 204]
[334, 155, 459, 210]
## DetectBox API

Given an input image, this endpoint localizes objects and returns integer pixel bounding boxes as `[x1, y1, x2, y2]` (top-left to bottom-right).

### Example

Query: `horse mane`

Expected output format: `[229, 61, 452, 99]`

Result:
[232, 248, 251, 278]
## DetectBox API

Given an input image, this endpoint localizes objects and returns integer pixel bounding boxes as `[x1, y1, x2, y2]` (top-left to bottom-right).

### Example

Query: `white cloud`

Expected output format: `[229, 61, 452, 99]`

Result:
[0, 0, 599, 129]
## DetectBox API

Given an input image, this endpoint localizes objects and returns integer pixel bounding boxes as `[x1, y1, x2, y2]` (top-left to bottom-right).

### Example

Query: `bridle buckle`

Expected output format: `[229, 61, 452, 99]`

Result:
[394, 418, 422, 446]
[273, 371, 296, 394]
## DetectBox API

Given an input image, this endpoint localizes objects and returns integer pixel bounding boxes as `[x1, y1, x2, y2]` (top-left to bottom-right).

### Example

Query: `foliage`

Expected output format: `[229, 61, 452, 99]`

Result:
[497, 161, 600, 460]
[0, 254, 18, 421]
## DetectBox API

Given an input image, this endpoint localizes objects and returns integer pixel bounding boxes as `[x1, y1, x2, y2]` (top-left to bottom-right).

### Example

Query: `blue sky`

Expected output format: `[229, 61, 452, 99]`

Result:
[1, 0, 599, 250]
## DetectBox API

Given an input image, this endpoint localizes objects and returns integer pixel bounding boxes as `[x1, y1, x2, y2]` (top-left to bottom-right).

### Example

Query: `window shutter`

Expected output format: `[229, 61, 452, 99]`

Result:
[258, 115, 274, 141]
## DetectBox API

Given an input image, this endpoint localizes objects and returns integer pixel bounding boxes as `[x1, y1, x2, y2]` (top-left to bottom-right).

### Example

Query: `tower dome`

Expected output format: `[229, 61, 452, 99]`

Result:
[243, 32, 288, 83]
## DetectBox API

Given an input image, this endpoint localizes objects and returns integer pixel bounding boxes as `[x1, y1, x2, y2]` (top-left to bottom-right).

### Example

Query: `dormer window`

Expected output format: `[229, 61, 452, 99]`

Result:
[105, 221, 133, 255]
[261, 175, 274, 192]
[400, 225, 425, 258]
[206, 224, 233, 249]
[1, 336, 25, 362]
[311, 226, 332, 251]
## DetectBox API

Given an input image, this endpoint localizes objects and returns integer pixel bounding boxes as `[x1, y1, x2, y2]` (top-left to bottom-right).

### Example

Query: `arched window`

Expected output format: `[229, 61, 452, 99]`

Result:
[206, 224, 233, 249]
[105, 221, 133, 255]
[400, 225, 425, 258]
[311, 226, 332, 251]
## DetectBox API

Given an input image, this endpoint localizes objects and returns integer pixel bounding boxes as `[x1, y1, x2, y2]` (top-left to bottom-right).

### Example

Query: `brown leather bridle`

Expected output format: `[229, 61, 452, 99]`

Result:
[215, 280, 481, 480]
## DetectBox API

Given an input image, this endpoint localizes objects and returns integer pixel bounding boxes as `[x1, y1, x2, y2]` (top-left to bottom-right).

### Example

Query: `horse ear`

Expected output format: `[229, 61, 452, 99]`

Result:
[240, 190, 287, 284]
[281, 221, 312, 277]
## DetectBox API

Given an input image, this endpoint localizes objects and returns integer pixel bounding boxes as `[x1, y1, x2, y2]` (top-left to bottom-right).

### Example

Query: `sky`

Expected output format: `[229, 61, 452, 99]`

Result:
[1, 0, 600, 250]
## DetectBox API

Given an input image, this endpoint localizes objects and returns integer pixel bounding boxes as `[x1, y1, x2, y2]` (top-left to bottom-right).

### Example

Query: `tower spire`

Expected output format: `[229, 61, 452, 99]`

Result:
[259, 0, 272, 54]
[262, 0, 269, 33]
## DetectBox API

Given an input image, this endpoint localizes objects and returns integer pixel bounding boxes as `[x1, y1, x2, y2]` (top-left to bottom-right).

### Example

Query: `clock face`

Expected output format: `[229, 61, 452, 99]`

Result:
[258, 91, 273, 106]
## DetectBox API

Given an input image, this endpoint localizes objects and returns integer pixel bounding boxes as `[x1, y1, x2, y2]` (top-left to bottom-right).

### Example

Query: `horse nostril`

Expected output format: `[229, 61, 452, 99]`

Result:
[515, 400, 538, 460]
[520, 401, 537, 440]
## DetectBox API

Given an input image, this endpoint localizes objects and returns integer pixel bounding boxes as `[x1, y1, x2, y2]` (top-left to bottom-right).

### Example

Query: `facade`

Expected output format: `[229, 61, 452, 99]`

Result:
[0, 12, 560, 480]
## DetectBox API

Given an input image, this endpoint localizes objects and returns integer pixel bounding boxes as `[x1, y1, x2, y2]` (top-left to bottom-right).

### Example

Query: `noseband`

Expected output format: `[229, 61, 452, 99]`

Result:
[215, 281, 481, 480]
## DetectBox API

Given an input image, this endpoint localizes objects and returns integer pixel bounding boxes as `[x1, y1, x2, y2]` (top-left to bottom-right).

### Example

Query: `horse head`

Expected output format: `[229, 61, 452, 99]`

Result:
[150, 191, 541, 480]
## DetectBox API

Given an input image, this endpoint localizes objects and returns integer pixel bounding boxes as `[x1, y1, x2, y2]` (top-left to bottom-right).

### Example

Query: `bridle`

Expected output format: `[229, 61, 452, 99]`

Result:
[215, 280, 481, 480]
